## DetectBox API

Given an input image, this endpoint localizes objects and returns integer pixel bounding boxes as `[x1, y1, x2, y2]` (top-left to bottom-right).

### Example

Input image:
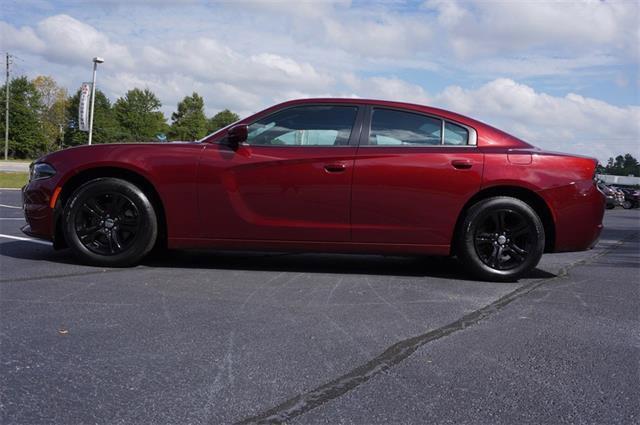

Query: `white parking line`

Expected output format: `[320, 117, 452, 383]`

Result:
[0, 233, 51, 245]
[0, 204, 21, 209]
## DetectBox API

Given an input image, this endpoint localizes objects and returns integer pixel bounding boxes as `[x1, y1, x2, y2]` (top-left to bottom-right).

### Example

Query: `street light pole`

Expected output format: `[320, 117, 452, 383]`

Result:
[87, 57, 104, 145]
[4, 53, 10, 160]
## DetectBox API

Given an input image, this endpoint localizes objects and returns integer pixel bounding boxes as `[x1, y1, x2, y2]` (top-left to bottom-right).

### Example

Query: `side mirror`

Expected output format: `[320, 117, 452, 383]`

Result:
[225, 124, 248, 149]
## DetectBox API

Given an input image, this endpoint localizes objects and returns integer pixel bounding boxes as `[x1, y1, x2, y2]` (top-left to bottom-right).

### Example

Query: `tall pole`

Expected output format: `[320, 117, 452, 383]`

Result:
[87, 60, 98, 145]
[4, 53, 9, 160]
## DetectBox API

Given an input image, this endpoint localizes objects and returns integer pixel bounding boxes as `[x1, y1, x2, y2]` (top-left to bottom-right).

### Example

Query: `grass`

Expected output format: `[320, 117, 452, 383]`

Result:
[0, 172, 29, 188]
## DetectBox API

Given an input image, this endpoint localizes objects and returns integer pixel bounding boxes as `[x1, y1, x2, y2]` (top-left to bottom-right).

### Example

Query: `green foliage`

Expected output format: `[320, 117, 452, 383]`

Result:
[603, 154, 640, 177]
[207, 109, 240, 133]
[1, 74, 240, 154]
[0, 76, 48, 158]
[64, 88, 122, 147]
[170, 92, 208, 141]
[33, 75, 68, 152]
[114, 88, 167, 141]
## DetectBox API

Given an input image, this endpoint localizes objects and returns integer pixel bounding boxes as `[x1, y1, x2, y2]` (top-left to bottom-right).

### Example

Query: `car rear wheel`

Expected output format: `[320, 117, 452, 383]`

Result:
[622, 200, 633, 209]
[457, 197, 545, 281]
[63, 178, 157, 267]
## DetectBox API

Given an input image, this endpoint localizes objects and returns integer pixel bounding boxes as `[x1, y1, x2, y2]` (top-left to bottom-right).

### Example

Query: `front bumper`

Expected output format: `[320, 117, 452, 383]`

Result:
[21, 182, 55, 242]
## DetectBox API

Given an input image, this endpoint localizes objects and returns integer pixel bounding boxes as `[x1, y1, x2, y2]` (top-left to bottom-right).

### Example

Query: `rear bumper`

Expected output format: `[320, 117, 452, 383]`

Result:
[540, 180, 605, 252]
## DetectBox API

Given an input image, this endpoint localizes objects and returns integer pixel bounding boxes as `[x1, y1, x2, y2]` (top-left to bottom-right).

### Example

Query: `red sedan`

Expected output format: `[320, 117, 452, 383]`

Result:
[22, 98, 604, 281]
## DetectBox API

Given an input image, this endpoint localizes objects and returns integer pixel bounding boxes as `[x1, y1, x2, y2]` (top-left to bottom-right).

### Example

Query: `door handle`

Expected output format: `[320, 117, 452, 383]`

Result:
[324, 163, 347, 173]
[451, 159, 473, 169]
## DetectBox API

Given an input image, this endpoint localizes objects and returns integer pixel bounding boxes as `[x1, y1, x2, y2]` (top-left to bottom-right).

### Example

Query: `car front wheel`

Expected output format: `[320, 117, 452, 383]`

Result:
[457, 196, 545, 281]
[63, 178, 158, 267]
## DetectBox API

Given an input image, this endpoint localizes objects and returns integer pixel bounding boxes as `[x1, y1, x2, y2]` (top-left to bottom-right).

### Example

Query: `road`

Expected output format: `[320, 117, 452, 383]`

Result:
[0, 161, 29, 173]
[0, 188, 638, 424]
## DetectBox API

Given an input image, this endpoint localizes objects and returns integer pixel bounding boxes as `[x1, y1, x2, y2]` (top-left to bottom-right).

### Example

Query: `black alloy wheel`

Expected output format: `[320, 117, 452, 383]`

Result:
[74, 191, 140, 256]
[63, 178, 158, 266]
[473, 209, 534, 271]
[458, 196, 545, 281]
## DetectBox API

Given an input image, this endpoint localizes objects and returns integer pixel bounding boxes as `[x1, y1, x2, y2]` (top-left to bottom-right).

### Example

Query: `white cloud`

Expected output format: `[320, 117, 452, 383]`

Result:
[423, 0, 639, 60]
[0, 3, 638, 162]
[322, 13, 432, 58]
[343, 74, 430, 105]
[434, 79, 640, 162]
[1, 15, 134, 69]
[0, 22, 45, 52]
[471, 54, 618, 79]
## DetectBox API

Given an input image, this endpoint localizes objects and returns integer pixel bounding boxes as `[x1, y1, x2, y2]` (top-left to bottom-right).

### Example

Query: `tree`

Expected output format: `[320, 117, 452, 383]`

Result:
[170, 92, 207, 141]
[33, 75, 68, 152]
[207, 109, 240, 133]
[603, 153, 640, 177]
[0, 76, 47, 158]
[114, 88, 167, 141]
[622, 153, 639, 176]
[64, 88, 121, 146]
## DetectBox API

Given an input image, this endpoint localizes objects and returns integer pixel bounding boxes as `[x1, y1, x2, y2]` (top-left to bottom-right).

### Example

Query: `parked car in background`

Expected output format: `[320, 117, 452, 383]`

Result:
[22, 98, 605, 281]
[613, 187, 626, 206]
[615, 187, 640, 209]
[598, 182, 620, 209]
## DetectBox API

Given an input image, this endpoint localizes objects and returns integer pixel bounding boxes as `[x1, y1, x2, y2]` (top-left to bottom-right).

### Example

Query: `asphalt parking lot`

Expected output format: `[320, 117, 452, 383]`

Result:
[1, 188, 638, 425]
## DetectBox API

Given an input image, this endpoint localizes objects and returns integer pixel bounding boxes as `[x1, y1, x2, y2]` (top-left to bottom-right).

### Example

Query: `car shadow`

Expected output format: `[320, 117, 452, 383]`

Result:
[0, 241, 557, 281]
[144, 249, 465, 278]
[145, 249, 558, 281]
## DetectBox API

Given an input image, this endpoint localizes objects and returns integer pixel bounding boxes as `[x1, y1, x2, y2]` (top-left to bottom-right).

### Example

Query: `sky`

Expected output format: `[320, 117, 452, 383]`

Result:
[1, 0, 639, 161]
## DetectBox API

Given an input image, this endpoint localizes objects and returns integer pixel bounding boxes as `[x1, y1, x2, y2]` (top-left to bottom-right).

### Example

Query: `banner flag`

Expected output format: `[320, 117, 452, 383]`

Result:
[78, 82, 92, 132]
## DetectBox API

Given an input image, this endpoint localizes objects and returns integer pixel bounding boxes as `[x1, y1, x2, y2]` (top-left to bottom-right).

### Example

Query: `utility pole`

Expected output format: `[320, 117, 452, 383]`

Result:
[4, 52, 10, 160]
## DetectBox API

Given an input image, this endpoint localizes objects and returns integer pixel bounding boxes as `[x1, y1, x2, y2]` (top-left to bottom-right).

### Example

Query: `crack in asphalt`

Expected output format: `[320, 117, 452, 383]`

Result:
[235, 233, 639, 425]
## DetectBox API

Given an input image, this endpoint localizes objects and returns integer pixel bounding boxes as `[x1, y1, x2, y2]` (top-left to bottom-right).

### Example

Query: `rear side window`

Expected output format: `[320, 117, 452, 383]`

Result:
[369, 108, 441, 146]
[444, 122, 469, 145]
[247, 105, 358, 146]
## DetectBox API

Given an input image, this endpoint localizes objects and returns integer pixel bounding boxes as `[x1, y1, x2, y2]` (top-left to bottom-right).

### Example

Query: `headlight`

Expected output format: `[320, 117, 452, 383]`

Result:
[29, 162, 56, 181]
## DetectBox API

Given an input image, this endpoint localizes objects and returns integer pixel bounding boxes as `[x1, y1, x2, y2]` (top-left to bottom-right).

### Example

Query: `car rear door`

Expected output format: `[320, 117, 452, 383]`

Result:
[351, 106, 484, 249]
[198, 104, 363, 242]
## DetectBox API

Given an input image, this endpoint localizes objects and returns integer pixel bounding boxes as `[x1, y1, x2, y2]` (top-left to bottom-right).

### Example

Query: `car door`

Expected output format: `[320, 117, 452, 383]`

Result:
[198, 104, 363, 242]
[351, 106, 484, 248]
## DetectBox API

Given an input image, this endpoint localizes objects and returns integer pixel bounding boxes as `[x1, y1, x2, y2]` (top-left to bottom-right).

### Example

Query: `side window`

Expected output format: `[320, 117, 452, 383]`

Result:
[444, 122, 469, 145]
[246, 105, 358, 146]
[369, 108, 441, 146]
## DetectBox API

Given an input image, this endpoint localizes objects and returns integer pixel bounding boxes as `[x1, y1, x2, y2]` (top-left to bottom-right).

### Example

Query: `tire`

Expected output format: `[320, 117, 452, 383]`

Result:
[622, 201, 632, 209]
[457, 196, 545, 282]
[63, 178, 158, 267]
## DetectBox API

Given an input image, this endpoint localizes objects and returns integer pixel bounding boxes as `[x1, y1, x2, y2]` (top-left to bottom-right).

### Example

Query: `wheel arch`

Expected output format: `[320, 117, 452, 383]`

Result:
[452, 185, 556, 255]
[53, 167, 167, 250]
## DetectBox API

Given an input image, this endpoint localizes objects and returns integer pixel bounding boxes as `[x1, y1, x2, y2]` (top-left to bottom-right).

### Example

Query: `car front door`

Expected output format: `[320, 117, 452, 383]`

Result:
[198, 104, 362, 242]
[351, 106, 484, 250]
